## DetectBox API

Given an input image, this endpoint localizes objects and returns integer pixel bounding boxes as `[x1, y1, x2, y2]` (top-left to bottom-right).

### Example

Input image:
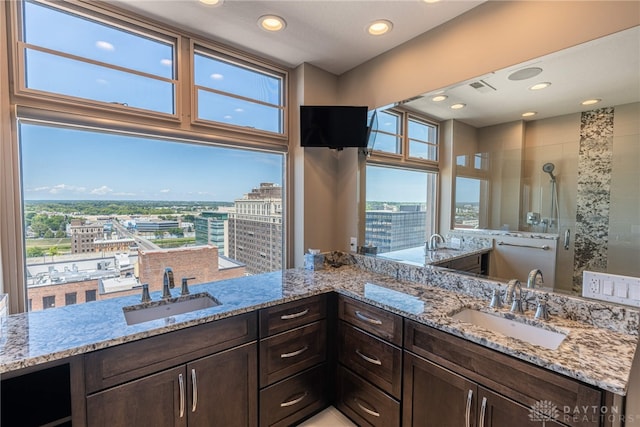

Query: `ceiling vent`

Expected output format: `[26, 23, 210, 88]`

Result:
[468, 80, 496, 93]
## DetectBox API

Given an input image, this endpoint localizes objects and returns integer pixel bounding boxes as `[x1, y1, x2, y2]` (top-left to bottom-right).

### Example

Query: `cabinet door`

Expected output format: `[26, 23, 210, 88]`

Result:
[403, 352, 477, 427]
[86, 366, 187, 427]
[477, 387, 566, 427]
[187, 342, 257, 427]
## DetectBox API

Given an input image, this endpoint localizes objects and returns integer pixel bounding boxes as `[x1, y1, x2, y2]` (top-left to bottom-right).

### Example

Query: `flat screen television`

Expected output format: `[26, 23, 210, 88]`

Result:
[300, 105, 370, 149]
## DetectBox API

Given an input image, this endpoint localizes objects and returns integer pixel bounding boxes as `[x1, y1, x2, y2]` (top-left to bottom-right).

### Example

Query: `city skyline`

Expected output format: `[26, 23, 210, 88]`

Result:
[21, 124, 284, 202]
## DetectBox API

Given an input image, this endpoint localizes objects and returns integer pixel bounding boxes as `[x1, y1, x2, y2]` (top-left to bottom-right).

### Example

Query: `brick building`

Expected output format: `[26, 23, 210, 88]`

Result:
[70, 219, 104, 254]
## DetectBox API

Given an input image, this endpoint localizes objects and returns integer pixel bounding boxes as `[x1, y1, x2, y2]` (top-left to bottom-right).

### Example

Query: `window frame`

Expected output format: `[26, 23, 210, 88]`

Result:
[191, 41, 288, 140]
[10, 0, 183, 122]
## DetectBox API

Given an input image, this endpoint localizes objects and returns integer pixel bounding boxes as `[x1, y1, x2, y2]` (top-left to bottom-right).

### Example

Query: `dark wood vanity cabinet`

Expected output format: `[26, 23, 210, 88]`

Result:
[258, 294, 329, 426]
[403, 319, 603, 427]
[433, 252, 489, 275]
[336, 295, 402, 427]
[84, 312, 258, 427]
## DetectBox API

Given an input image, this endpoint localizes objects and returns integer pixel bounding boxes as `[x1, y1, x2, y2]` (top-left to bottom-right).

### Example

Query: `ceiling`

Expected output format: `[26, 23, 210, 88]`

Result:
[108, 0, 484, 75]
[108, 1, 639, 128]
[401, 25, 640, 128]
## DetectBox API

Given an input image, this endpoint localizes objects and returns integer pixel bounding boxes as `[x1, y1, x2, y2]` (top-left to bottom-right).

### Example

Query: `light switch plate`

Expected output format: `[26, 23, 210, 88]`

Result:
[583, 271, 640, 307]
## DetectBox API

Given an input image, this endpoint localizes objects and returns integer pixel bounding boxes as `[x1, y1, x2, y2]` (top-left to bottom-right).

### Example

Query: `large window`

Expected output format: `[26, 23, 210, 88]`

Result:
[365, 108, 439, 258]
[18, 0, 177, 114]
[20, 122, 284, 311]
[194, 48, 285, 134]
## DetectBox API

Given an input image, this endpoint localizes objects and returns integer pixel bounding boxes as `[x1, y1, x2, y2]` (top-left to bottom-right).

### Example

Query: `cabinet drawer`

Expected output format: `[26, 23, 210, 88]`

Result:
[85, 312, 257, 393]
[260, 294, 326, 338]
[337, 366, 400, 427]
[260, 364, 328, 427]
[260, 320, 327, 387]
[338, 296, 402, 346]
[404, 319, 602, 423]
[338, 322, 402, 399]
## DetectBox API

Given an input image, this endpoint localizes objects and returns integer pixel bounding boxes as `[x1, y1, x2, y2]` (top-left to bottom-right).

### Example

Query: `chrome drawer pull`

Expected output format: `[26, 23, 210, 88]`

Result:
[354, 398, 380, 417]
[280, 308, 309, 320]
[280, 345, 309, 358]
[191, 368, 198, 413]
[355, 349, 382, 366]
[479, 396, 487, 427]
[280, 391, 308, 408]
[178, 373, 185, 418]
[355, 310, 383, 325]
[465, 389, 473, 427]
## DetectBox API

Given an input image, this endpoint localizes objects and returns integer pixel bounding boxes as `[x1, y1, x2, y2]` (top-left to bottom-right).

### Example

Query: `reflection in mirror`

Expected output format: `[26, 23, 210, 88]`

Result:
[385, 26, 640, 296]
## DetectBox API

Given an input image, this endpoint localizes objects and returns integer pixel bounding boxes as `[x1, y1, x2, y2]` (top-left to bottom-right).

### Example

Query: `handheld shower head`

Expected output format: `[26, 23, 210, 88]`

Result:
[542, 162, 556, 181]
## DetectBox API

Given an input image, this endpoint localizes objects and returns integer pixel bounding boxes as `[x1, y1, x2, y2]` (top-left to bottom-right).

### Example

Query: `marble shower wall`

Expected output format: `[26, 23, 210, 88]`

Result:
[573, 108, 614, 292]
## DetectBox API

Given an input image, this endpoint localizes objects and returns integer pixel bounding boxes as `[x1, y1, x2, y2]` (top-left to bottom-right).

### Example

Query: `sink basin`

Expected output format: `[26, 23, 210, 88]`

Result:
[451, 309, 567, 350]
[123, 292, 222, 325]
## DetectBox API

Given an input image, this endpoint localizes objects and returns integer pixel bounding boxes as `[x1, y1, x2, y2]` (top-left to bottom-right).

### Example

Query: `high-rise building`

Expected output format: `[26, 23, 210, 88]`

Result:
[228, 183, 283, 274]
[365, 205, 426, 254]
[194, 212, 228, 255]
[70, 219, 104, 254]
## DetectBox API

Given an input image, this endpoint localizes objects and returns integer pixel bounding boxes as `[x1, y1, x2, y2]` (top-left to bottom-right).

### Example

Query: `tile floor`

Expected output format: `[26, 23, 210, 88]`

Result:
[296, 406, 356, 427]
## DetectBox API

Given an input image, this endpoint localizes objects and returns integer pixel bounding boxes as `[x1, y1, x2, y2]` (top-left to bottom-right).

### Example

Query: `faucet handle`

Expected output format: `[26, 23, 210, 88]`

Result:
[534, 293, 550, 320]
[181, 277, 196, 296]
[489, 288, 503, 309]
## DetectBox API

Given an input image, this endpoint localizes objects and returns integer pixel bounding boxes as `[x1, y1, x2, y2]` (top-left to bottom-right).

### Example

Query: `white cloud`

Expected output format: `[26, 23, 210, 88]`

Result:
[210, 73, 224, 80]
[160, 189, 171, 193]
[96, 78, 108, 85]
[45, 184, 87, 194]
[95, 40, 115, 51]
[113, 192, 136, 196]
[90, 185, 113, 195]
[160, 59, 172, 67]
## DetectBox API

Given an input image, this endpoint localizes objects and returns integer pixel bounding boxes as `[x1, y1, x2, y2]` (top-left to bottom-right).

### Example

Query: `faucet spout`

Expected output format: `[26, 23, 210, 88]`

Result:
[527, 269, 544, 289]
[427, 233, 445, 251]
[162, 267, 174, 299]
[505, 279, 525, 313]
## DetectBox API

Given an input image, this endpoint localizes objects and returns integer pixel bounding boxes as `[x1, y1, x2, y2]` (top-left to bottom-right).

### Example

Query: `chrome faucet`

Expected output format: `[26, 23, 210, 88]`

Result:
[534, 293, 550, 320]
[426, 233, 445, 251]
[505, 279, 525, 313]
[527, 269, 544, 289]
[162, 267, 175, 299]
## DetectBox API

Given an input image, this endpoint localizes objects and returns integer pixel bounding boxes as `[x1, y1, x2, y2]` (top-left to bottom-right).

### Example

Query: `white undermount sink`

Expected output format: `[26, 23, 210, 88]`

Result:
[123, 292, 222, 325]
[451, 308, 567, 350]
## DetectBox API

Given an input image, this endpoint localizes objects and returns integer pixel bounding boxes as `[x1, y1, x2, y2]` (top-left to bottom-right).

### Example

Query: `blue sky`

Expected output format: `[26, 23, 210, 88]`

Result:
[21, 124, 283, 202]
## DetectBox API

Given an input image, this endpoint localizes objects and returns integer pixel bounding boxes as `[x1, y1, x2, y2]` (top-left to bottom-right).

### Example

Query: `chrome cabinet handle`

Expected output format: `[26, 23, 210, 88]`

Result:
[479, 396, 487, 427]
[280, 345, 309, 358]
[280, 391, 308, 407]
[465, 389, 473, 427]
[191, 368, 198, 413]
[355, 310, 382, 325]
[178, 373, 185, 418]
[355, 349, 382, 366]
[280, 308, 309, 320]
[355, 398, 380, 418]
[564, 229, 571, 250]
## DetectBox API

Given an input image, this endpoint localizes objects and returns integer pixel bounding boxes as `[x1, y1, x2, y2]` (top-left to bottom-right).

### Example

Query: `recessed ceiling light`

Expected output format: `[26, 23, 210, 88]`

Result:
[522, 111, 537, 117]
[508, 67, 543, 81]
[258, 15, 286, 32]
[581, 98, 601, 106]
[529, 82, 551, 91]
[450, 103, 466, 110]
[431, 95, 448, 102]
[368, 20, 393, 36]
[199, 0, 223, 5]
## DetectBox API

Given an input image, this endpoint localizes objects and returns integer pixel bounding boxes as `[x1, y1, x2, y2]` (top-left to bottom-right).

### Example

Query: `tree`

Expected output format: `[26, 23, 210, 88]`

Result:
[48, 246, 59, 262]
[26, 246, 45, 258]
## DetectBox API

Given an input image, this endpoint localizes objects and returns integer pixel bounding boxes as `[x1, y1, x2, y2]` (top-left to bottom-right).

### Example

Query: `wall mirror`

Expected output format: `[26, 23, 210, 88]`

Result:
[383, 26, 640, 295]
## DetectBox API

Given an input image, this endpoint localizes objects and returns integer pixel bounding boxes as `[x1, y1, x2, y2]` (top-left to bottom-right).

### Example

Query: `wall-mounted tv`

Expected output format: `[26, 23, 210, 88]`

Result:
[300, 105, 371, 149]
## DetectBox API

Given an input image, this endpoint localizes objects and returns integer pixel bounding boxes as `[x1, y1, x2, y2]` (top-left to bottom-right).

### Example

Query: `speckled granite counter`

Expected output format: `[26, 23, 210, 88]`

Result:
[0, 254, 638, 397]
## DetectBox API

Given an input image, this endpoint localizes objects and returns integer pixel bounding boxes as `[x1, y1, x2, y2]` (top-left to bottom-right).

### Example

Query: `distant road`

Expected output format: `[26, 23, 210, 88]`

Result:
[112, 221, 161, 250]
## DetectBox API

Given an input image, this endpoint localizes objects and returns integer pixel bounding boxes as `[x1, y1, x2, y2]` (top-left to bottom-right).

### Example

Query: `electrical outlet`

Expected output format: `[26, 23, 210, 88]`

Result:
[583, 271, 640, 307]
[349, 237, 357, 252]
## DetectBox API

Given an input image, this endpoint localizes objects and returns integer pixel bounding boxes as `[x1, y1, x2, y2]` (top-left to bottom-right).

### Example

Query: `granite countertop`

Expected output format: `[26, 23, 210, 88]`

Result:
[378, 245, 491, 267]
[0, 257, 638, 397]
